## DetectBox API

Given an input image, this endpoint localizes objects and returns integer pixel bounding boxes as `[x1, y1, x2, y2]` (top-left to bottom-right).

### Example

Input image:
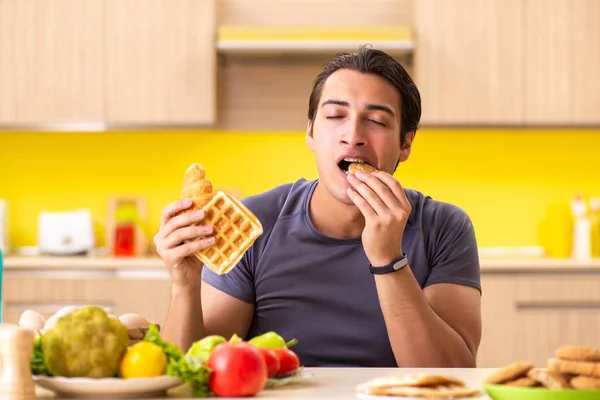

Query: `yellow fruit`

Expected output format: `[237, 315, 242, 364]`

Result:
[120, 342, 167, 379]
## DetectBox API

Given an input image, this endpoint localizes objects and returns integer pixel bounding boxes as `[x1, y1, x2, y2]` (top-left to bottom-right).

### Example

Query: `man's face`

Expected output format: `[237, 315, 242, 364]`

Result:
[306, 68, 412, 205]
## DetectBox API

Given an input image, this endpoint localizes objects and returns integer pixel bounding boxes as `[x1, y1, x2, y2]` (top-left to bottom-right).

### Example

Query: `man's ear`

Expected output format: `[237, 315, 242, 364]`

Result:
[398, 131, 415, 162]
[305, 120, 314, 151]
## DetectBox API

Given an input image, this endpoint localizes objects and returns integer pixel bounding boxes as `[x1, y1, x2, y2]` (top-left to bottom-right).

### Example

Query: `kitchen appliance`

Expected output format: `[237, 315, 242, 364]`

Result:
[38, 209, 95, 255]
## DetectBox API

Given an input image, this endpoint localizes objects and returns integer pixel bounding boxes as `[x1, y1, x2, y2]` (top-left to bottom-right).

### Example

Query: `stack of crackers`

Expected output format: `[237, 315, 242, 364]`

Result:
[485, 345, 600, 390]
[356, 373, 482, 398]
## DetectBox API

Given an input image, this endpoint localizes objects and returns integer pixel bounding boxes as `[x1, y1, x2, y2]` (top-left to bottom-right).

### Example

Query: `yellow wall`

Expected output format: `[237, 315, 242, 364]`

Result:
[1, 128, 599, 252]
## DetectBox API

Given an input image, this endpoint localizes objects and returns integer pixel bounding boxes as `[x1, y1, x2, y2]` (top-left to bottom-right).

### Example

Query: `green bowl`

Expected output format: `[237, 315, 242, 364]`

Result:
[484, 384, 600, 400]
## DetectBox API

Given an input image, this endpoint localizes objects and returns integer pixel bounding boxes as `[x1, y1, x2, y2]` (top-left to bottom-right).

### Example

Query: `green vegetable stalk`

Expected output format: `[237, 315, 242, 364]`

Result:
[30, 336, 52, 376]
[143, 325, 212, 397]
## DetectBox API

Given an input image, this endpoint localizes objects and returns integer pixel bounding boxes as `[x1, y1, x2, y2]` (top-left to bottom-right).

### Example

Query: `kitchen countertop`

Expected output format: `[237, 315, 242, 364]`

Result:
[3, 254, 600, 272]
[34, 367, 498, 399]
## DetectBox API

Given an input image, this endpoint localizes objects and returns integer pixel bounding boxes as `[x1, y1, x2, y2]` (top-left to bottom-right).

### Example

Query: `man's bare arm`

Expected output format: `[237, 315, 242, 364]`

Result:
[374, 269, 481, 367]
[161, 281, 254, 352]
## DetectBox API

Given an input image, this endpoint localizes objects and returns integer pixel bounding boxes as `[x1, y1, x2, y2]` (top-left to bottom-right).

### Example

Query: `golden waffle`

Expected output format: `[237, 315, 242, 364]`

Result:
[194, 190, 263, 275]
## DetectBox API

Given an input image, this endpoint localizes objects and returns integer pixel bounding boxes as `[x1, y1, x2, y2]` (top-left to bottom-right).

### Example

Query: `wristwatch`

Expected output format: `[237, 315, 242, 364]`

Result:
[369, 254, 409, 275]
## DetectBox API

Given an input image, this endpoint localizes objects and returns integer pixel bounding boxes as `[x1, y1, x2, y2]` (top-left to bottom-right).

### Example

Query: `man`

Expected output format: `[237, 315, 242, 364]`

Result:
[154, 45, 482, 368]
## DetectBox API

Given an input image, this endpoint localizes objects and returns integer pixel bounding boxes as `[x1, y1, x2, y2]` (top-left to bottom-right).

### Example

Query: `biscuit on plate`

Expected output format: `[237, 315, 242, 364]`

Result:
[484, 362, 534, 384]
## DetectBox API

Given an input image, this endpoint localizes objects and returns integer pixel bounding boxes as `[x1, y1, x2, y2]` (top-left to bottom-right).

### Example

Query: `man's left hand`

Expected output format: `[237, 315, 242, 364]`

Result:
[346, 170, 412, 266]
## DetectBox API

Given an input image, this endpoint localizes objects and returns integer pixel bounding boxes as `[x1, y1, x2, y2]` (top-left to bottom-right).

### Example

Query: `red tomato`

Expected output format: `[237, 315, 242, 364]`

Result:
[207, 342, 268, 397]
[256, 347, 280, 378]
[272, 348, 300, 376]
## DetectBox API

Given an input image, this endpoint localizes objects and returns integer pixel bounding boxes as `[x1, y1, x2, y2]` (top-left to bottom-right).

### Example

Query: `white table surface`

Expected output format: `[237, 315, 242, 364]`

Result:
[36, 367, 497, 399]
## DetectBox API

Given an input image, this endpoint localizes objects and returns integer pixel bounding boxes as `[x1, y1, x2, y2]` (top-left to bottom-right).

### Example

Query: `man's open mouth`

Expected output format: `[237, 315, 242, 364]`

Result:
[338, 158, 372, 174]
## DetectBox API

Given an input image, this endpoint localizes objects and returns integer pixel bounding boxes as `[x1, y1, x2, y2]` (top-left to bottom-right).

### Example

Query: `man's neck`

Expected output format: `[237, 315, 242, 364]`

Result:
[308, 181, 365, 239]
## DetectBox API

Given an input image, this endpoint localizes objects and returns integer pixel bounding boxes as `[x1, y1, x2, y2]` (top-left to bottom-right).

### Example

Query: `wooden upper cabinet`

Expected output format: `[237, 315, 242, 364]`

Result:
[414, 0, 524, 125]
[105, 0, 216, 126]
[0, 0, 105, 125]
[522, 0, 600, 125]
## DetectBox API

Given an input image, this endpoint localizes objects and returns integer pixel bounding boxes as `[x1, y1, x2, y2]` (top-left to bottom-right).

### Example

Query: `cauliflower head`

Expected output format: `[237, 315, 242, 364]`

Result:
[42, 305, 129, 378]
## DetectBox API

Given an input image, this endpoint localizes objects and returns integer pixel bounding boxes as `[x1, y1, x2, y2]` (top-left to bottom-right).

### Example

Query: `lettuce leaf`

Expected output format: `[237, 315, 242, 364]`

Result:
[30, 336, 52, 376]
[143, 324, 212, 397]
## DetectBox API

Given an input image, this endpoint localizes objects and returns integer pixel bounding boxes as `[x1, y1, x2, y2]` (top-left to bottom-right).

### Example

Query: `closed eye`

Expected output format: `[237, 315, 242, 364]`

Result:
[326, 116, 344, 120]
[369, 119, 386, 127]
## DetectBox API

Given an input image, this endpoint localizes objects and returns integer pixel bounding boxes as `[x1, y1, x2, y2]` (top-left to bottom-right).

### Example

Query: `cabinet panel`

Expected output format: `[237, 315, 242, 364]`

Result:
[522, 0, 600, 124]
[114, 278, 172, 327]
[479, 273, 600, 368]
[2, 274, 119, 324]
[105, 0, 217, 125]
[0, 0, 105, 124]
[415, 0, 524, 125]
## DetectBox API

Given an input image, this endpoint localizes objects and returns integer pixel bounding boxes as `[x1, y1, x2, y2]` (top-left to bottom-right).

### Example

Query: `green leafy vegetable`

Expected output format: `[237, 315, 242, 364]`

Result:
[144, 325, 212, 397]
[30, 336, 52, 376]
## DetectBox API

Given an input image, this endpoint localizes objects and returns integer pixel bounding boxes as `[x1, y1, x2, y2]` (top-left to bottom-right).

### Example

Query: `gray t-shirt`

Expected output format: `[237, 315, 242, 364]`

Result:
[202, 179, 481, 367]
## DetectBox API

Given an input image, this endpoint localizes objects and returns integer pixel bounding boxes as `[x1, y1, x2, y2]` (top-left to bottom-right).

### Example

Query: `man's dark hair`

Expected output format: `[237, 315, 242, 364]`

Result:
[307, 45, 421, 145]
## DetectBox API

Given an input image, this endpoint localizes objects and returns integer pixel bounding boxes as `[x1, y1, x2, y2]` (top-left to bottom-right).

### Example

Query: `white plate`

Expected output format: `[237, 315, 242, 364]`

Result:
[266, 367, 315, 388]
[34, 375, 182, 399]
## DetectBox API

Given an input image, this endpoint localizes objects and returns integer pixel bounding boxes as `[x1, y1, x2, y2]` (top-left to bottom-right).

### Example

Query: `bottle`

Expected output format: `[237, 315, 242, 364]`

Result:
[571, 195, 592, 261]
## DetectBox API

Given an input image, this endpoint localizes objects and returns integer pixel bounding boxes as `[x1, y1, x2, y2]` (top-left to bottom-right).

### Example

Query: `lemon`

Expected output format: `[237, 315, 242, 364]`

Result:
[120, 342, 167, 379]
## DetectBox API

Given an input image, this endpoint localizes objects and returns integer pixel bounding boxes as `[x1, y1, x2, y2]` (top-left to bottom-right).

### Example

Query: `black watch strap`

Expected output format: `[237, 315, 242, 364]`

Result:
[369, 254, 409, 274]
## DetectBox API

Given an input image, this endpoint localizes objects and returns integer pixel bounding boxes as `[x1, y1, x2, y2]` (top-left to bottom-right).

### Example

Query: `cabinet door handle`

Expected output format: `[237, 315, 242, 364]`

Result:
[516, 301, 600, 311]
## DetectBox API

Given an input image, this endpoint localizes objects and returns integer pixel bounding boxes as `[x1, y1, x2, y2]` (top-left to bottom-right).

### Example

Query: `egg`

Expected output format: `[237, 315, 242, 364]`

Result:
[119, 313, 149, 331]
[18, 310, 46, 332]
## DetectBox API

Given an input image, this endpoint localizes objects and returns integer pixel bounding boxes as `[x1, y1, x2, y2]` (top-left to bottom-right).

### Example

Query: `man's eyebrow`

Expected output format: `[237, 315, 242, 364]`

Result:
[321, 99, 349, 108]
[321, 99, 395, 118]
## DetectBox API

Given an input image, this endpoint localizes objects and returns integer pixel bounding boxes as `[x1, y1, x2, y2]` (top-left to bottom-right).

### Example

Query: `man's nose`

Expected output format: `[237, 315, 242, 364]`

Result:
[340, 121, 367, 147]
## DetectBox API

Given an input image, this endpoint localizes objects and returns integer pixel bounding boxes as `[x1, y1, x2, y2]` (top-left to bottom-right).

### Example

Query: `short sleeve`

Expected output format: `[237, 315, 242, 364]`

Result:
[424, 205, 482, 294]
[201, 250, 256, 304]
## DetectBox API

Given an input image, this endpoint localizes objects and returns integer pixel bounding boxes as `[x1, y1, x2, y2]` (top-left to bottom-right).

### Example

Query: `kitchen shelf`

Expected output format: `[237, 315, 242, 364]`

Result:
[216, 25, 415, 55]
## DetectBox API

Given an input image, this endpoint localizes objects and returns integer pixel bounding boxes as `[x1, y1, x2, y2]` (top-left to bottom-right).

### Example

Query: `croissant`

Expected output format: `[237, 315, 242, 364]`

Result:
[180, 163, 214, 210]
[178, 163, 263, 275]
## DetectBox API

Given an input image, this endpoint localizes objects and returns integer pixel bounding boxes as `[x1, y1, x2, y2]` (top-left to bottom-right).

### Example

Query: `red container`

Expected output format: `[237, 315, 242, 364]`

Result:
[114, 223, 135, 256]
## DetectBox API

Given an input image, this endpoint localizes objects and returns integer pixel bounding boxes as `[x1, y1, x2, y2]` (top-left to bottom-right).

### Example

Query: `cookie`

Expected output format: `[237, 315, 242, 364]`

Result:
[547, 357, 600, 379]
[527, 368, 571, 389]
[555, 345, 600, 362]
[484, 362, 534, 384]
[348, 162, 378, 174]
[504, 377, 540, 387]
[571, 375, 600, 389]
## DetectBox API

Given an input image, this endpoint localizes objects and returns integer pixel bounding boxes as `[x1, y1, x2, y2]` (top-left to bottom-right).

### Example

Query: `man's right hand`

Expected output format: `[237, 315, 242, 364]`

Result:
[154, 199, 216, 289]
